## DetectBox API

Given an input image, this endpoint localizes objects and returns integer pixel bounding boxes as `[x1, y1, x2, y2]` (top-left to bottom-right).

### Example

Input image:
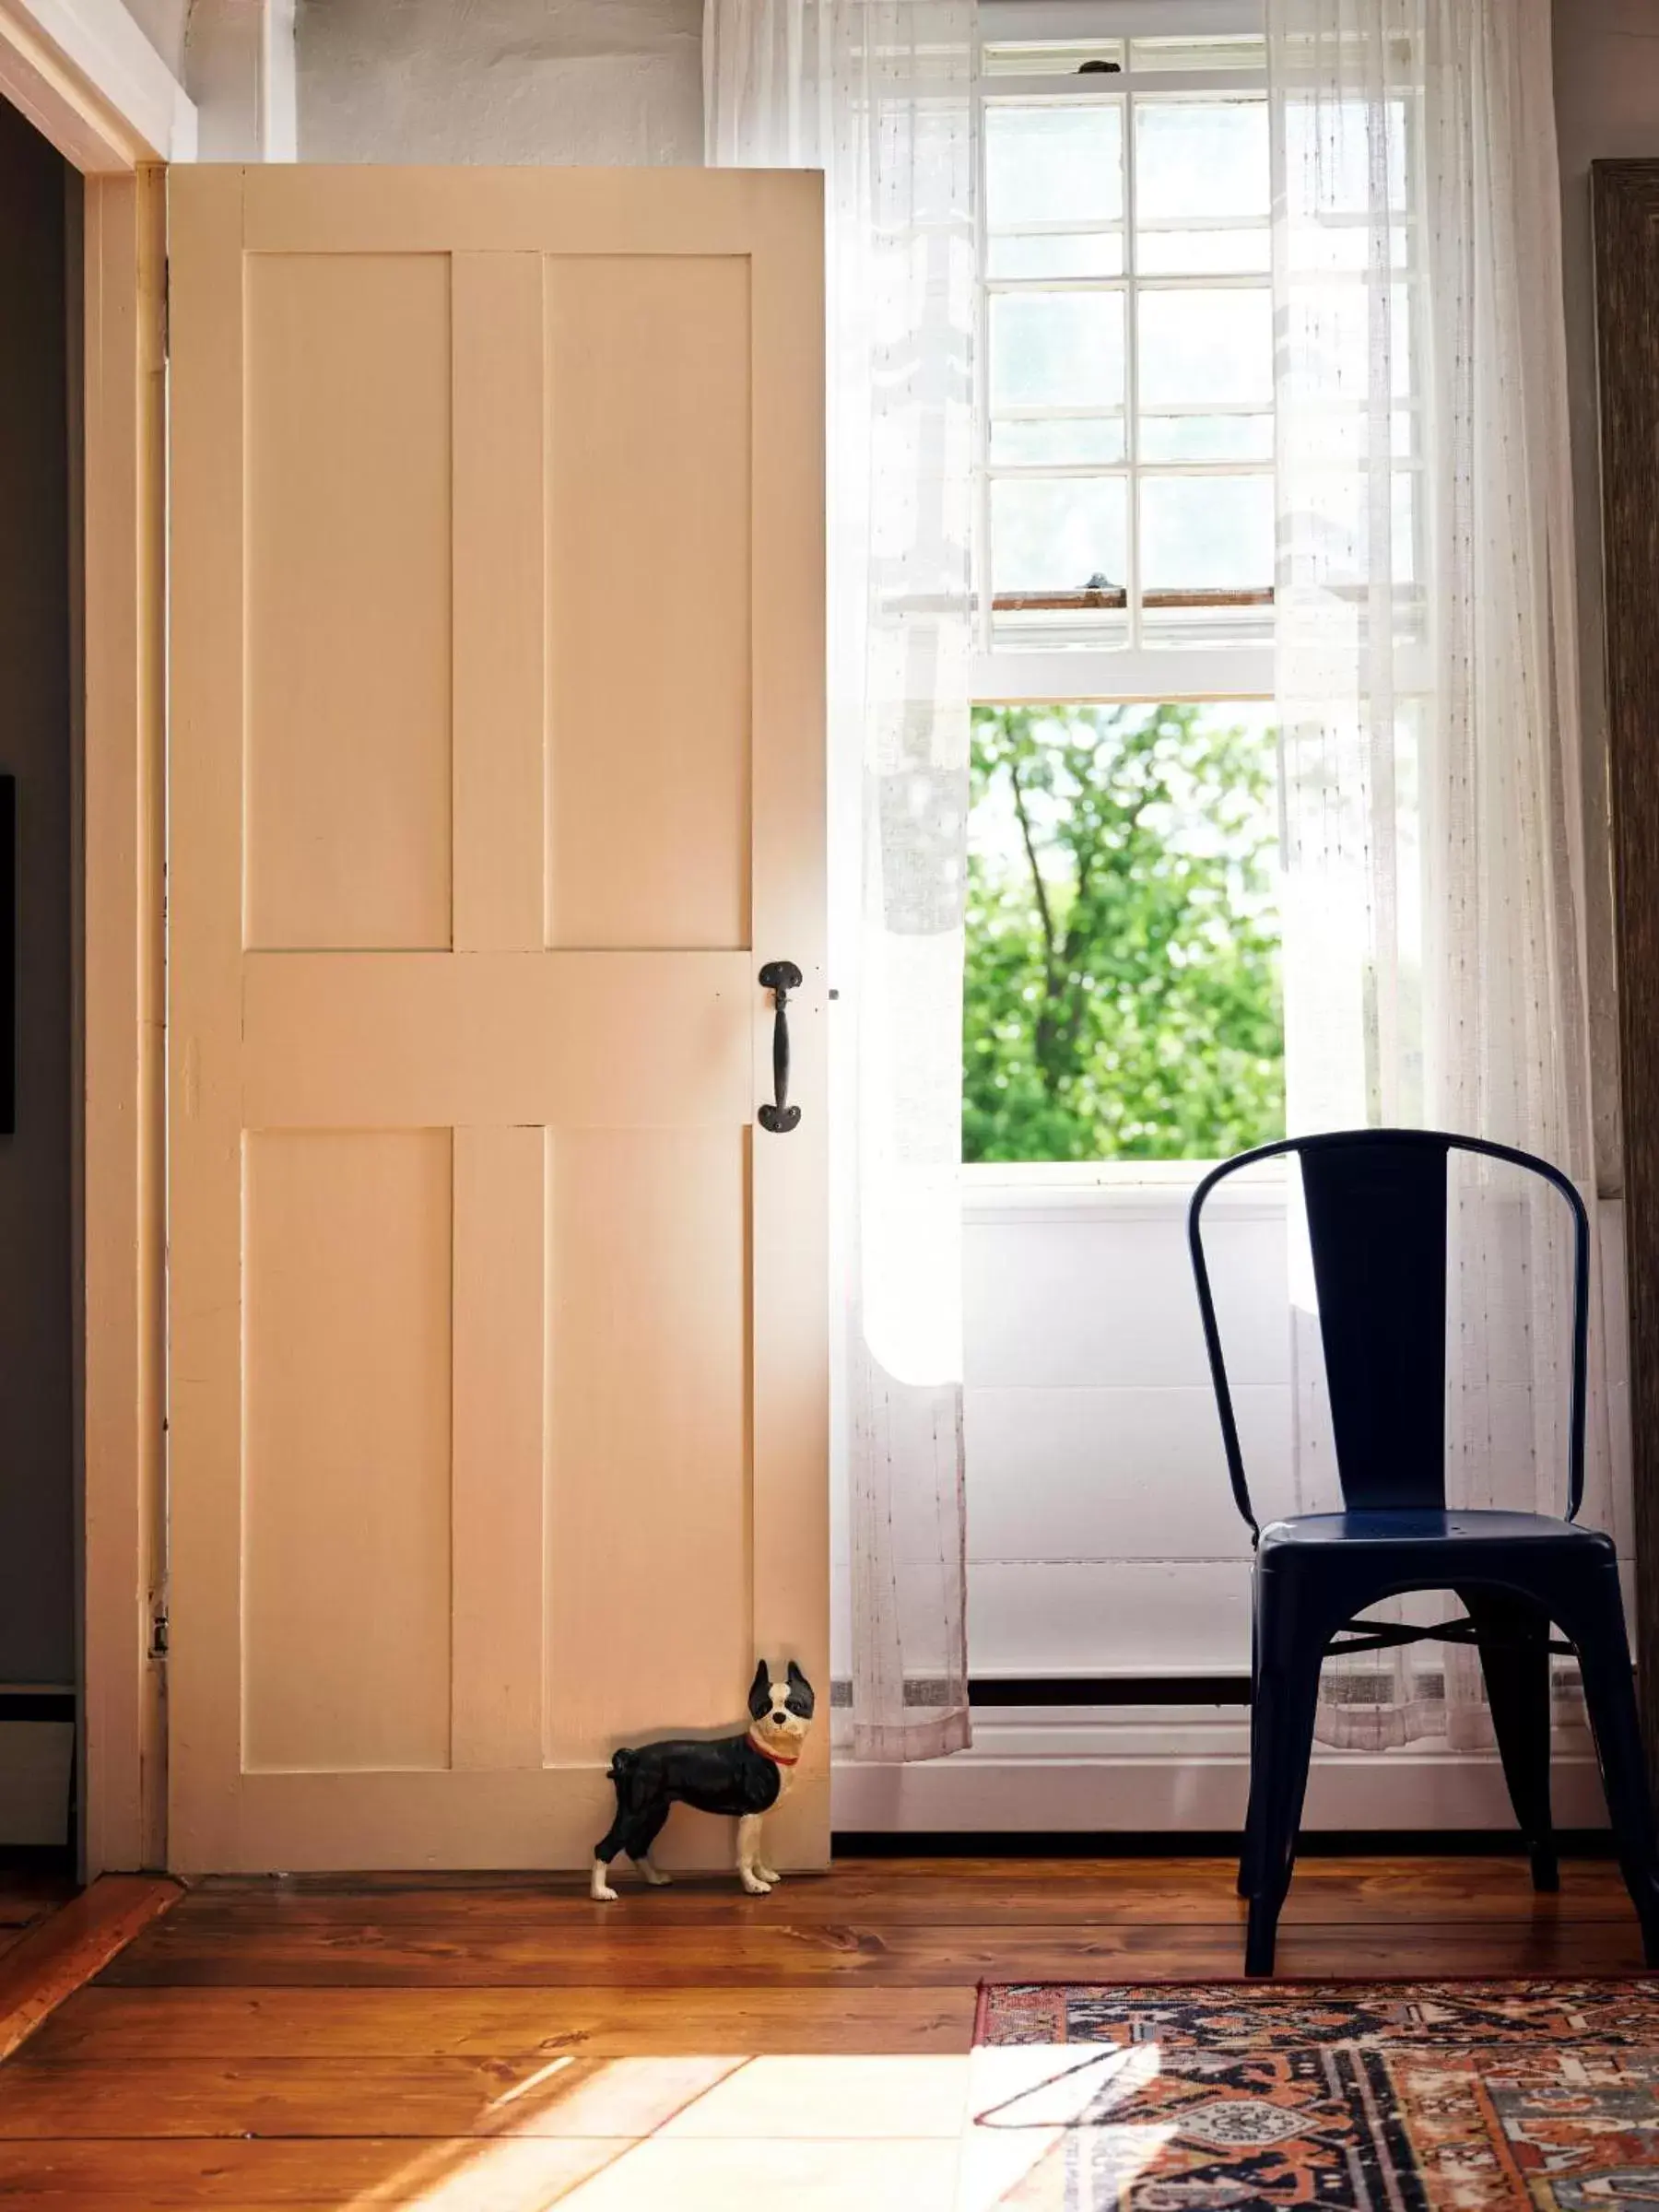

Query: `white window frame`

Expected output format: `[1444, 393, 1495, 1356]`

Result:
[973, 0, 1273, 706]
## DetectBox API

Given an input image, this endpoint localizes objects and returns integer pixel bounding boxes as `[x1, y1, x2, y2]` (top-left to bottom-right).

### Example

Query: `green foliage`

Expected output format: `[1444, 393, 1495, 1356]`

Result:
[964, 701, 1286, 1163]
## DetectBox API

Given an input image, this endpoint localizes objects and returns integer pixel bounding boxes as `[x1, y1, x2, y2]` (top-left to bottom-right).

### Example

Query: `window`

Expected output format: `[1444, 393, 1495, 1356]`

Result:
[976, 5, 1274, 700]
[967, 5, 1284, 1167]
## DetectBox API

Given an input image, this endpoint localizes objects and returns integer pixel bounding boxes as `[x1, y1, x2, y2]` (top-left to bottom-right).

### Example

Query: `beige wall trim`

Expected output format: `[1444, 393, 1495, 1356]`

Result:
[81, 166, 167, 1876]
[0, 0, 194, 171]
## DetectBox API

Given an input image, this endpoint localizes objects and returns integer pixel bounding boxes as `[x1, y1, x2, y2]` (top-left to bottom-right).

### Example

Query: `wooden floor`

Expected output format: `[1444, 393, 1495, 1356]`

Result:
[0, 1852, 1646, 2208]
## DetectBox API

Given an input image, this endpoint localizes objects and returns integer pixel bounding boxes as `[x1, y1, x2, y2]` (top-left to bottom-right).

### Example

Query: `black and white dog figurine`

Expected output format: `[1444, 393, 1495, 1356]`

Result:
[590, 1661, 815, 1900]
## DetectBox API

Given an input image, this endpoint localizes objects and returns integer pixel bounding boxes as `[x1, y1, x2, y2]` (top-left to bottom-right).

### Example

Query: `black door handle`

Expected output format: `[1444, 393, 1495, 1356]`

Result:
[758, 961, 803, 1133]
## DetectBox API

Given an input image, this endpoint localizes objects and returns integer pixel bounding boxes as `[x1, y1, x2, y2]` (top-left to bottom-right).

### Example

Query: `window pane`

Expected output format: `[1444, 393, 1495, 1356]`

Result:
[1286, 220, 1410, 276]
[992, 416, 1126, 465]
[1135, 97, 1268, 223]
[1285, 285, 1413, 401]
[985, 102, 1124, 229]
[1140, 413, 1273, 464]
[1138, 288, 1272, 410]
[1284, 95, 1408, 218]
[987, 230, 1124, 279]
[1136, 225, 1269, 276]
[1140, 473, 1274, 591]
[991, 476, 1128, 595]
[1292, 465, 1418, 589]
[991, 289, 1125, 411]
[965, 701, 1284, 1164]
[1288, 406, 1415, 464]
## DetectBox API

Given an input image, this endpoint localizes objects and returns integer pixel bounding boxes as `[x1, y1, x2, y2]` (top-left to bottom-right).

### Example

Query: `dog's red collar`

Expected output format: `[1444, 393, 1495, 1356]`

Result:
[747, 1729, 800, 1766]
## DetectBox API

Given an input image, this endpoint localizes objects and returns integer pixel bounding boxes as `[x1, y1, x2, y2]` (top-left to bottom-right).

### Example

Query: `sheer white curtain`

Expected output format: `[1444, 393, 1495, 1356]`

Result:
[1269, 0, 1608, 1748]
[705, 0, 975, 1759]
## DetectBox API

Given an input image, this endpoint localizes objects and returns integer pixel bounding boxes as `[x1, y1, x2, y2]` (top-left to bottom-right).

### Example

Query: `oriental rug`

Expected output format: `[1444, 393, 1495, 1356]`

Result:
[971, 1981, 1659, 2211]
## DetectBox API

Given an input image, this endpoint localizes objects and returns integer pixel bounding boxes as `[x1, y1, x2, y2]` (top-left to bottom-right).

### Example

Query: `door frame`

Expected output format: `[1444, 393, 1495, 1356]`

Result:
[0, 0, 194, 1874]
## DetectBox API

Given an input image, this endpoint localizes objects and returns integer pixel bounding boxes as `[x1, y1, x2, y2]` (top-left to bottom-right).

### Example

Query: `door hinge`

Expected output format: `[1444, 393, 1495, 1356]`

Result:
[150, 1605, 170, 1659]
[160, 257, 170, 360]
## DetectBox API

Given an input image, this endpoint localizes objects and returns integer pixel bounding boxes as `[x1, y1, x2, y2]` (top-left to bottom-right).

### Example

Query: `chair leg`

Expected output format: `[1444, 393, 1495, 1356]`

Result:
[1242, 1584, 1324, 1978]
[1461, 1588, 1557, 1892]
[1239, 1606, 1264, 1900]
[1557, 1571, 1659, 1966]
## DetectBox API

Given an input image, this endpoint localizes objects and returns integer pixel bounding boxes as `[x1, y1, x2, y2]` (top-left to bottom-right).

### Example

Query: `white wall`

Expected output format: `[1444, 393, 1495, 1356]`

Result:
[959, 1175, 1275, 1682]
[119, 0, 188, 78]
[295, 0, 702, 164]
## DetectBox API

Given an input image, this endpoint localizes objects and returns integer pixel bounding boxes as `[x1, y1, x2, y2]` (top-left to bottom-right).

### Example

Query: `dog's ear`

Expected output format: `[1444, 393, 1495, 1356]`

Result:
[786, 1660, 816, 1716]
[747, 1660, 771, 1720]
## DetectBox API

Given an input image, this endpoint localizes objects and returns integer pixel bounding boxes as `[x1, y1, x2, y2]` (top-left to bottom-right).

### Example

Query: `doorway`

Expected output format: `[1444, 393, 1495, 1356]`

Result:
[0, 96, 77, 1867]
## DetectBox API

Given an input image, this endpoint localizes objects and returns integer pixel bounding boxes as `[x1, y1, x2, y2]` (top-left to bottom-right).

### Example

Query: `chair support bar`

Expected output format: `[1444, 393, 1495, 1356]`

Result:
[1327, 1617, 1575, 1658]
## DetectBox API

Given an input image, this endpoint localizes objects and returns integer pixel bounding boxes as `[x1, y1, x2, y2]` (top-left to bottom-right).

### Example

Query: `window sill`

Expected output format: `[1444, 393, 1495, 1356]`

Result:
[961, 1157, 1287, 1225]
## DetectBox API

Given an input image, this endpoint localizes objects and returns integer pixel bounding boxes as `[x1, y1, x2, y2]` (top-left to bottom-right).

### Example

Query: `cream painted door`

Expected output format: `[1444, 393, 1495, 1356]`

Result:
[167, 167, 826, 1872]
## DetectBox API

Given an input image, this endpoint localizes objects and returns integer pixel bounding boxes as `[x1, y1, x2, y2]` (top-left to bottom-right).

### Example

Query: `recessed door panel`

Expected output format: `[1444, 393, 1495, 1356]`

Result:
[544, 1127, 751, 1762]
[545, 256, 752, 952]
[242, 1129, 453, 1772]
[245, 253, 453, 952]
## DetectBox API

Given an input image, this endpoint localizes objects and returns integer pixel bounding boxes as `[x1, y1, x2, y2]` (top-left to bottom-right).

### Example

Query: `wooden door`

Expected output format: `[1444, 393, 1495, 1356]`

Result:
[167, 167, 826, 1872]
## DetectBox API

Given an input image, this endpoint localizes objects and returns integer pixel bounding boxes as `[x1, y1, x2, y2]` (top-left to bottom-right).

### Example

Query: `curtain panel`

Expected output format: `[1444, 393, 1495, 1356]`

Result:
[1269, 0, 1611, 1748]
[705, 0, 976, 1760]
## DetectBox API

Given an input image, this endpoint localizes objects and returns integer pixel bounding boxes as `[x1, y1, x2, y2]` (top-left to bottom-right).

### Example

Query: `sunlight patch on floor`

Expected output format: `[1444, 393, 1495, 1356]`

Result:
[960, 2041, 1175, 2209]
[334, 2041, 1176, 2209]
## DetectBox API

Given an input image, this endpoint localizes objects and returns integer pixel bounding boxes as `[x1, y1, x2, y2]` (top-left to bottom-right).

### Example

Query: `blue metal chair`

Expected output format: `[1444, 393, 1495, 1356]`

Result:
[1188, 1127, 1659, 1976]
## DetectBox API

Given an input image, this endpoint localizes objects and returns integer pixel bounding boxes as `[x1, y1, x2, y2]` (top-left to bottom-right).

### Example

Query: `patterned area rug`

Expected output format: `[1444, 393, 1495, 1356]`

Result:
[972, 1982, 1659, 2211]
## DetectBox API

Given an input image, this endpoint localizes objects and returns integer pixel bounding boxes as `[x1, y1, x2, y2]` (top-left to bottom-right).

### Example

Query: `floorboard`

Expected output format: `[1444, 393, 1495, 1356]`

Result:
[0, 1853, 1644, 2207]
[0, 1877, 178, 2064]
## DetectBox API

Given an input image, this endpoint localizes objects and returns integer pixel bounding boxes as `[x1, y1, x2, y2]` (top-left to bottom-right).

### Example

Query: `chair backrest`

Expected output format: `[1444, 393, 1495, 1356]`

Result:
[1187, 1128, 1590, 1537]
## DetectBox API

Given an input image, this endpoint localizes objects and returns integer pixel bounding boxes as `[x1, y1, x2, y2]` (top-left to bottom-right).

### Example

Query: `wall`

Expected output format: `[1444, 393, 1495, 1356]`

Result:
[120, 0, 189, 78]
[1556, 0, 1659, 1193]
[296, 0, 702, 164]
[960, 1176, 1273, 1681]
[0, 99, 74, 1691]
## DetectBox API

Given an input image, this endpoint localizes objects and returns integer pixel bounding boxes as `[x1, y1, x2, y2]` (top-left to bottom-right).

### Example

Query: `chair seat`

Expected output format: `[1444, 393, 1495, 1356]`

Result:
[1259, 1508, 1611, 1553]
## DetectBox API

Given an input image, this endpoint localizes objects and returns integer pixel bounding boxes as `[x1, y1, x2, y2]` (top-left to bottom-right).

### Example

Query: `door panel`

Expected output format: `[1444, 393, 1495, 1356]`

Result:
[544, 254, 752, 951]
[543, 1128, 751, 1765]
[242, 1129, 454, 1774]
[245, 253, 454, 953]
[169, 166, 826, 1871]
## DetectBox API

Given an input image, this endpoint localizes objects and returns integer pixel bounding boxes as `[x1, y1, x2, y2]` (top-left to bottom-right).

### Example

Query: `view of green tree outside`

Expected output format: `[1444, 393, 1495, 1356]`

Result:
[964, 701, 1286, 1164]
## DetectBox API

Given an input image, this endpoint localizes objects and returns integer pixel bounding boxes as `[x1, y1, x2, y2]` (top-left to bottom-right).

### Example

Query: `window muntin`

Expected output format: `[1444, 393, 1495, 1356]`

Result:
[978, 34, 1275, 668]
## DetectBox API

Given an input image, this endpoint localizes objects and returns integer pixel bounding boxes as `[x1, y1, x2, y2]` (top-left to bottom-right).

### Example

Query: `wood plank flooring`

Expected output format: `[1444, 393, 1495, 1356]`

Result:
[0, 1876, 178, 2064]
[0, 1853, 1645, 2208]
